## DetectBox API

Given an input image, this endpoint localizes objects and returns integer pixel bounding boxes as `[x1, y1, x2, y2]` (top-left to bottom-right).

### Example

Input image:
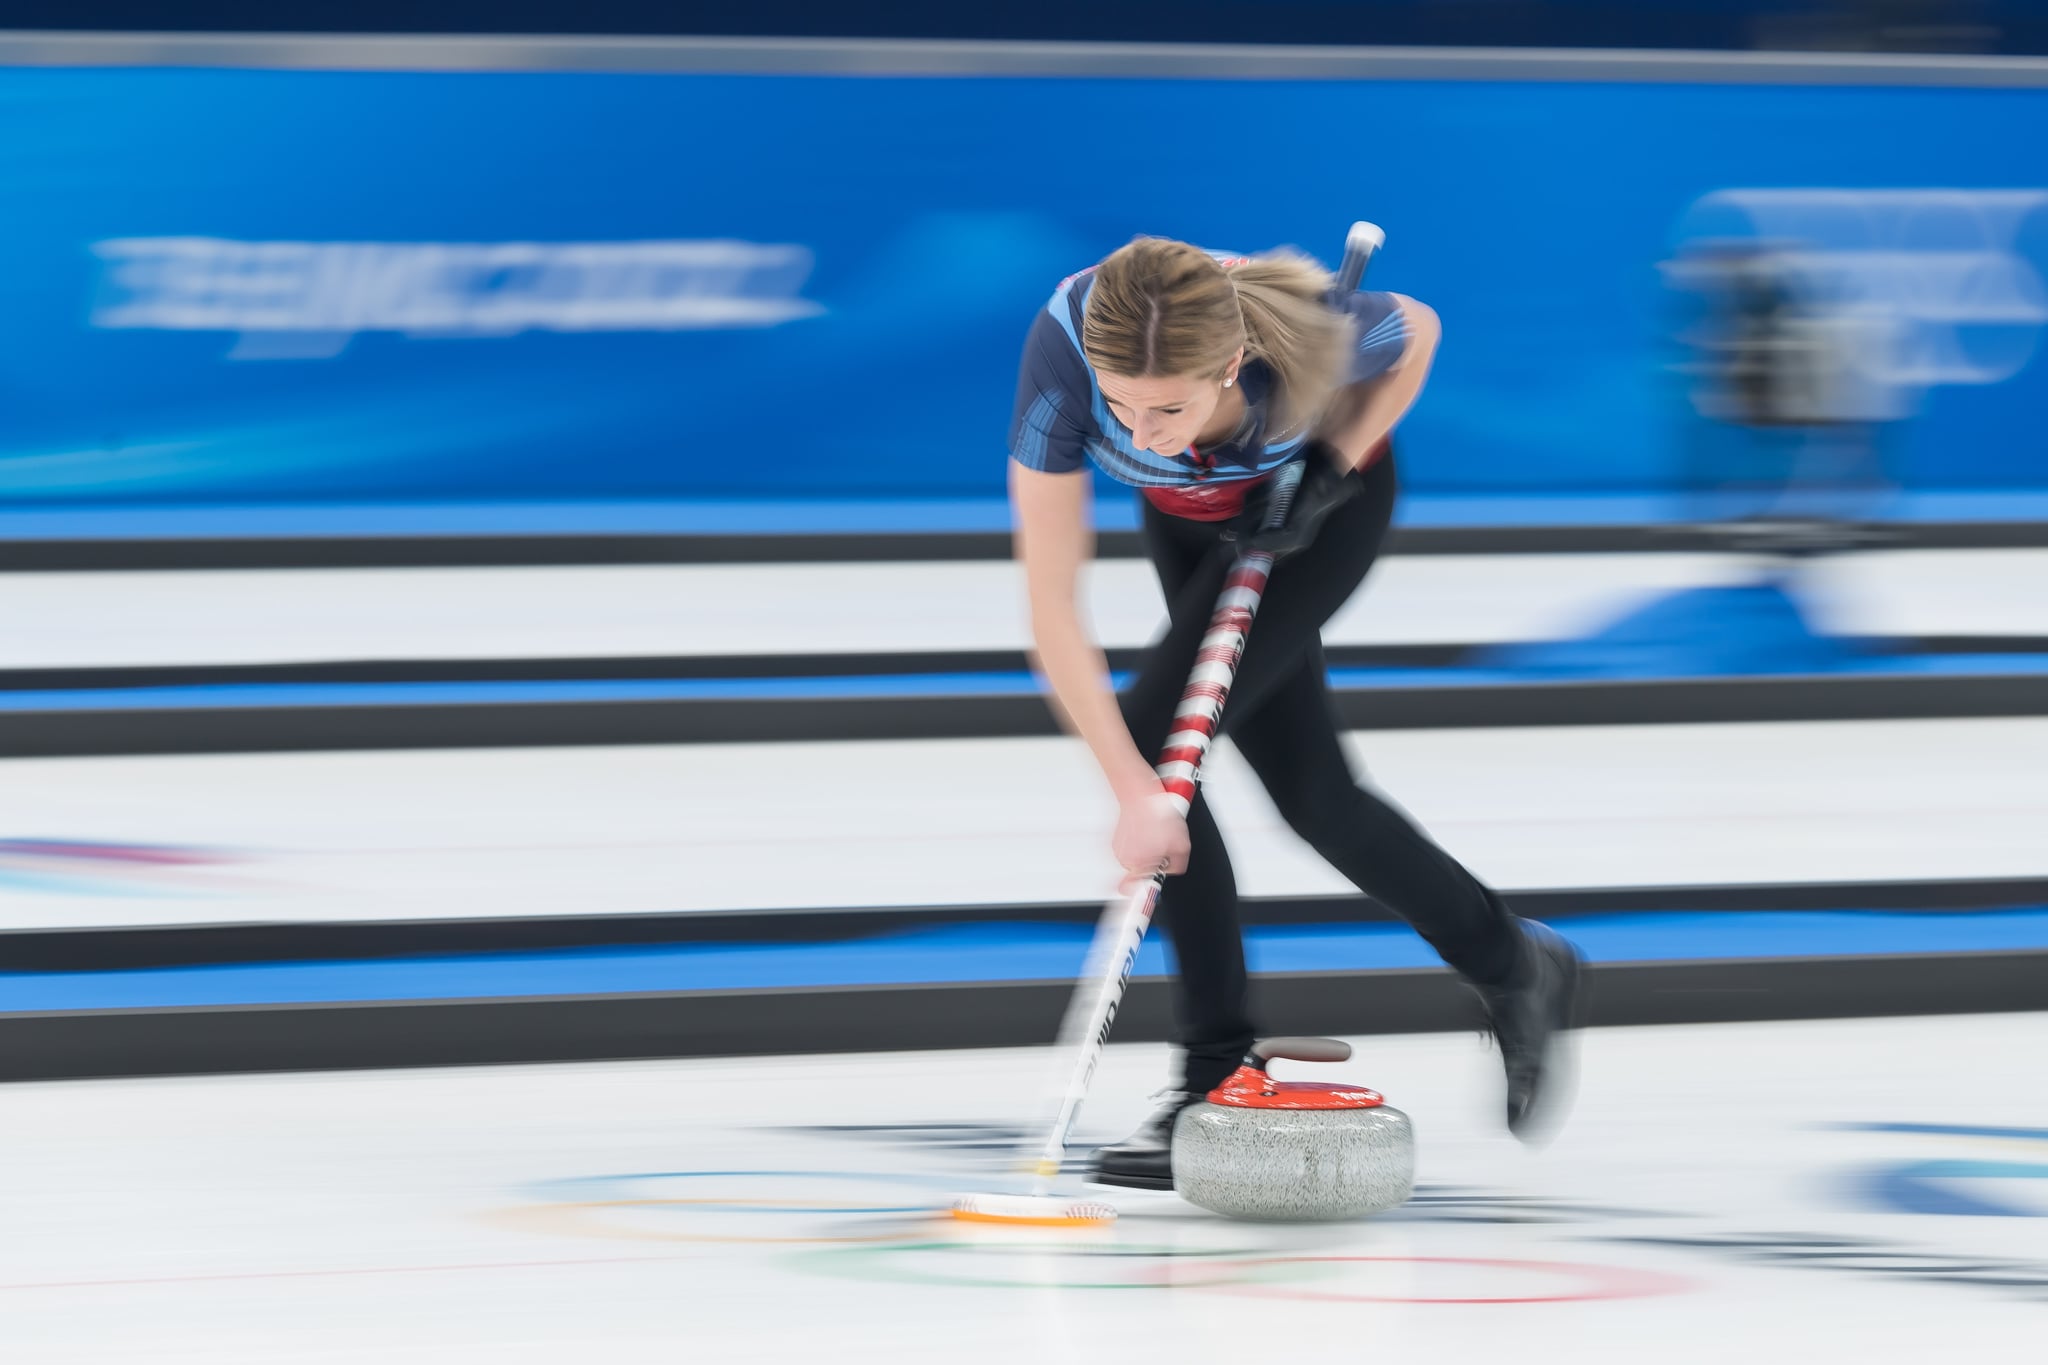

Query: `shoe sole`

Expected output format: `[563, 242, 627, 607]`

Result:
[1084, 1169, 1175, 1192]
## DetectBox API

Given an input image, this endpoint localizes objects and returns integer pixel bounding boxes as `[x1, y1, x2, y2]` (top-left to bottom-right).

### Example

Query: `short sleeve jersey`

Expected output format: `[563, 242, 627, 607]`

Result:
[1008, 264, 1410, 488]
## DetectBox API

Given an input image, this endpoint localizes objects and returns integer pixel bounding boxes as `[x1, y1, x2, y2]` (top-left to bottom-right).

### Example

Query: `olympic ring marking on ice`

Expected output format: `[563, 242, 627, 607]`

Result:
[801, 1247, 1689, 1301]
[523, 1170, 949, 1214]
[1838, 1124, 2048, 1218]
[1205, 1255, 1695, 1305]
[500, 1170, 954, 1246]
[789, 1242, 1326, 1293]
[525, 1170, 952, 1205]
[488, 1201, 927, 1247]
[1864, 1161, 2048, 1218]
[1840, 1122, 2048, 1145]
[568, 1196, 933, 1217]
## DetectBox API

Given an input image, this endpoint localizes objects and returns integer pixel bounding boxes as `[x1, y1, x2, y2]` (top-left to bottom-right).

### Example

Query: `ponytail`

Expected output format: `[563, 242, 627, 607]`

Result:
[1224, 251, 1354, 439]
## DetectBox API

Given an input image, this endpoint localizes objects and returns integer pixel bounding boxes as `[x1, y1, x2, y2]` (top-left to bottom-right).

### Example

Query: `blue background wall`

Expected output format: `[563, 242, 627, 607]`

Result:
[2, 66, 2045, 505]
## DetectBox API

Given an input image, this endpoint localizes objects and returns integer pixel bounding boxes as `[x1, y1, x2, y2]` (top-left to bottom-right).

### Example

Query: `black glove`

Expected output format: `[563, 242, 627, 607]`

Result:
[1245, 442, 1361, 562]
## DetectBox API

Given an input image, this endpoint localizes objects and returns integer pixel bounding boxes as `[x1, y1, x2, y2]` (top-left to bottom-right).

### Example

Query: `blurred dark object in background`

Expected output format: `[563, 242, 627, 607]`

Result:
[1664, 239, 1907, 556]
[0, 0, 2038, 55]
[1477, 233, 1922, 683]
[1667, 240, 1908, 432]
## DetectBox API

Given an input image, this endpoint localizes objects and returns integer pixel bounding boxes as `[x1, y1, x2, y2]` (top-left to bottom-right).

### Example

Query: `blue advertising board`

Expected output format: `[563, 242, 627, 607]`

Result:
[1, 63, 2045, 506]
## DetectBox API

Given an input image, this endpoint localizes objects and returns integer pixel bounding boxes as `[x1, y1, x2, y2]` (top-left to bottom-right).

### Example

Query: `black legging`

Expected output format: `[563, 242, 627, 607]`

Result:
[1119, 452, 1525, 1093]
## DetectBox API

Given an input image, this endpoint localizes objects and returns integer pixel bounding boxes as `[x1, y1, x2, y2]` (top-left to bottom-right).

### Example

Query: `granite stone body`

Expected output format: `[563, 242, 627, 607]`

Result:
[1171, 1100, 1415, 1221]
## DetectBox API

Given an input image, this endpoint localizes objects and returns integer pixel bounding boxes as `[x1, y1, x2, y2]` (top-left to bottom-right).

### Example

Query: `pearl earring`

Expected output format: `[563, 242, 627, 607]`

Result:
[1223, 376, 1235, 388]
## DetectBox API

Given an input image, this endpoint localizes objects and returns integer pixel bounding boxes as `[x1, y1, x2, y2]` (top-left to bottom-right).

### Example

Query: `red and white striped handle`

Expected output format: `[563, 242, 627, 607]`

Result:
[1155, 458, 1304, 809]
[1022, 460, 1305, 1193]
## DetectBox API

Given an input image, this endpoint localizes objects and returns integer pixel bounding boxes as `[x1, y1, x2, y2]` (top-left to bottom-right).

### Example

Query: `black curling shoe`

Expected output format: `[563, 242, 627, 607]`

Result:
[1474, 920, 1584, 1142]
[1085, 1090, 1199, 1190]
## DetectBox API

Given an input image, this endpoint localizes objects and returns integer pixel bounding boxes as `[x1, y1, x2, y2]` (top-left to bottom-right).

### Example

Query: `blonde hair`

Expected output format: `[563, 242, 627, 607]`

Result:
[1080, 237, 1354, 438]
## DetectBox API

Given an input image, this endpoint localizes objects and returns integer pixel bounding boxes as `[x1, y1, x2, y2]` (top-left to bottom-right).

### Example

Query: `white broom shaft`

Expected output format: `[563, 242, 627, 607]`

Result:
[1024, 542, 1296, 1190]
[1026, 875, 1162, 1189]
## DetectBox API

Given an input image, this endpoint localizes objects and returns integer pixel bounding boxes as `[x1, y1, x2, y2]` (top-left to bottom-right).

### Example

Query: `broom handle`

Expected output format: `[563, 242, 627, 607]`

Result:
[1023, 460, 1307, 1194]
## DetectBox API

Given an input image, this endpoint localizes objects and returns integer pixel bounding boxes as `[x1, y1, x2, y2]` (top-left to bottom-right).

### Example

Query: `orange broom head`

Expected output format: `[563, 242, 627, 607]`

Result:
[948, 1192, 1118, 1227]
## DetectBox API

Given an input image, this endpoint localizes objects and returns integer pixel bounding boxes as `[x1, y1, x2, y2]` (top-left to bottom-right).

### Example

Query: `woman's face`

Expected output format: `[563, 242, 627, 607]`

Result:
[1098, 358, 1240, 455]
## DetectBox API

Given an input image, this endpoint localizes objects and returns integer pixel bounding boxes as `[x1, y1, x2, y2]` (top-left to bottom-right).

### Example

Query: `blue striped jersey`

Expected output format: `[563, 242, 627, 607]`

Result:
[1007, 264, 1411, 488]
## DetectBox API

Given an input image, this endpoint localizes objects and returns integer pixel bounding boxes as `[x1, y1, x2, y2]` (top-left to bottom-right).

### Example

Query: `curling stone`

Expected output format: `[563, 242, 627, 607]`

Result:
[1171, 1037, 1414, 1222]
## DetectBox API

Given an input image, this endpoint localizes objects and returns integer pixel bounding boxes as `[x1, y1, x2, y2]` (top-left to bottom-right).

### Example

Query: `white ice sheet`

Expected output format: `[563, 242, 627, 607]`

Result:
[0, 1013, 2041, 1362]
[1, 716, 2042, 931]
[7, 549, 2044, 670]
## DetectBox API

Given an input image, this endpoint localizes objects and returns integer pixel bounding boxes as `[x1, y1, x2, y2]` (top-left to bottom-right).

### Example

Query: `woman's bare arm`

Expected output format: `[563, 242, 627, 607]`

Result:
[1008, 460, 1160, 804]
